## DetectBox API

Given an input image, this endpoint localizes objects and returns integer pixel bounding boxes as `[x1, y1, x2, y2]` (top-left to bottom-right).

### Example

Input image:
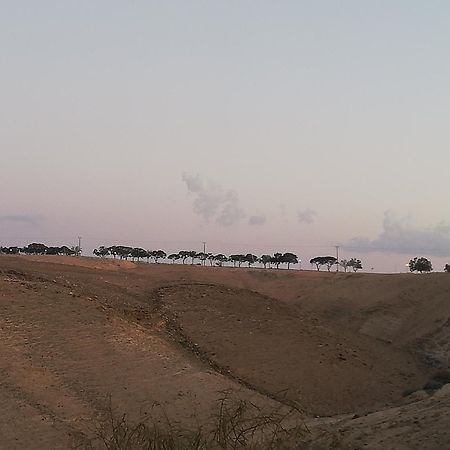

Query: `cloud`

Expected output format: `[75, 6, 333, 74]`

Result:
[248, 215, 266, 226]
[0, 214, 42, 224]
[344, 211, 450, 257]
[182, 173, 245, 226]
[297, 208, 317, 224]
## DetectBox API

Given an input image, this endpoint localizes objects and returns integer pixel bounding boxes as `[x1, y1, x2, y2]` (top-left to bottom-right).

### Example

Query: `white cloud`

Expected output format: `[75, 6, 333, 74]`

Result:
[182, 173, 245, 226]
[297, 208, 317, 224]
[345, 211, 450, 257]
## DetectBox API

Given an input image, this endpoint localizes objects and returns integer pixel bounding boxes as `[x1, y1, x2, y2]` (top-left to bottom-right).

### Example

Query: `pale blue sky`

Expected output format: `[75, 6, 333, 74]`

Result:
[2, 1, 450, 271]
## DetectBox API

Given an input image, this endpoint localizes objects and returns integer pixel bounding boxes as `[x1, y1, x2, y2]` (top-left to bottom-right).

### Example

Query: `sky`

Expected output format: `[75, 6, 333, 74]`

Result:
[1, 1, 450, 272]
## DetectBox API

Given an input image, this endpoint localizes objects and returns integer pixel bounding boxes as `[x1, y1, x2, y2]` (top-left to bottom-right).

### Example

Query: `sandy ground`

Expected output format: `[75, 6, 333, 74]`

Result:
[0, 255, 449, 449]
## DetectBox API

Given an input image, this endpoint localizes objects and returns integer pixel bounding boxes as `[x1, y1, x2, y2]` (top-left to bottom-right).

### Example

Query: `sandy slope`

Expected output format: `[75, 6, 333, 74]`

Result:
[0, 255, 449, 449]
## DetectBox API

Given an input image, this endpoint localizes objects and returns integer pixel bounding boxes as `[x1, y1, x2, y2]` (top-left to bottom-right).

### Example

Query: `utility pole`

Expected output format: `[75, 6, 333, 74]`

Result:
[335, 245, 340, 272]
[78, 236, 82, 256]
[202, 241, 206, 266]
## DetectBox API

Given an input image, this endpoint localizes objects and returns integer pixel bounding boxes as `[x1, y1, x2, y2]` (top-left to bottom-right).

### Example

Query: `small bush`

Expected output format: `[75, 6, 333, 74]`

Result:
[74, 392, 317, 450]
[432, 370, 450, 385]
[423, 380, 442, 392]
[422, 369, 450, 392]
[402, 388, 418, 397]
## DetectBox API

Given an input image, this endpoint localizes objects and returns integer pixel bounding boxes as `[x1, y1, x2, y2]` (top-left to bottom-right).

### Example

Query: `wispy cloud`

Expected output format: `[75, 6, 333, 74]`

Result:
[182, 173, 245, 226]
[248, 215, 266, 226]
[344, 211, 450, 257]
[0, 214, 42, 224]
[297, 208, 317, 224]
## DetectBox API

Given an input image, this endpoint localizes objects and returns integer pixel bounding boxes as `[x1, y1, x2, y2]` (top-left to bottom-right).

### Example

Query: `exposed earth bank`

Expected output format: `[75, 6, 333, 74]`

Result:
[0, 255, 449, 449]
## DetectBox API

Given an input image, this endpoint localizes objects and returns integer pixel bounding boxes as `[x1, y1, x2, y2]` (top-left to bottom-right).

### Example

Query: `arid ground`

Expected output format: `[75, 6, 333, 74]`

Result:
[1, 255, 449, 449]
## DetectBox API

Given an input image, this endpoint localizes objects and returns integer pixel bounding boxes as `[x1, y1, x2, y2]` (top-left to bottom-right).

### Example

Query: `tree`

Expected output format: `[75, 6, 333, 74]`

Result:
[259, 254, 272, 269]
[46, 246, 61, 255]
[339, 259, 349, 272]
[187, 251, 197, 264]
[310, 256, 337, 272]
[245, 253, 258, 267]
[1, 246, 20, 254]
[151, 250, 167, 263]
[409, 257, 432, 273]
[24, 243, 48, 255]
[60, 246, 75, 256]
[177, 251, 191, 264]
[324, 256, 338, 271]
[168, 253, 180, 264]
[281, 252, 298, 269]
[112, 246, 132, 260]
[93, 246, 110, 258]
[109, 246, 119, 259]
[214, 254, 228, 266]
[131, 248, 148, 261]
[177, 250, 196, 264]
[195, 252, 209, 265]
[271, 253, 283, 269]
[310, 257, 322, 271]
[229, 254, 241, 267]
[348, 258, 362, 272]
[445, 264, 450, 273]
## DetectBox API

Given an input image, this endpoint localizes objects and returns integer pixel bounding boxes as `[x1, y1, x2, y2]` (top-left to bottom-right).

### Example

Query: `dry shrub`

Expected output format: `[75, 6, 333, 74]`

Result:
[73, 391, 334, 450]
[423, 369, 450, 392]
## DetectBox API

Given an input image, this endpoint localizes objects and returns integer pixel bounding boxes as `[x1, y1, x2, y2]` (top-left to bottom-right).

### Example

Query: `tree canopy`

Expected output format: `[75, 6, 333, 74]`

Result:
[0, 243, 373, 274]
[310, 256, 337, 271]
[409, 257, 432, 273]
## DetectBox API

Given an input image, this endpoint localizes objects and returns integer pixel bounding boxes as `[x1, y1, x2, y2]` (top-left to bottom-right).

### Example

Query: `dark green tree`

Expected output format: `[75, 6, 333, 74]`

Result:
[245, 254, 258, 267]
[214, 254, 228, 266]
[46, 246, 62, 255]
[1, 246, 20, 254]
[187, 251, 197, 264]
[259, 254, 272, 269]
[310, 256, 337, 271]
[339, 259, 349, 272]
[229, 254, 241, 267]
[195, 252, 209, 265]
[271, 253, 283, 269]
[348, 258, 362, 272]
[60, 246, 75, 256]
[131, 248, 148, 261]
[24, 243, 48, 255]
[151, 250, 167, 263]
[177, 251, 191, 264]
[281, 252, 298, 269]
[409, 257, 432, 273]
[168, 253, 180, 264]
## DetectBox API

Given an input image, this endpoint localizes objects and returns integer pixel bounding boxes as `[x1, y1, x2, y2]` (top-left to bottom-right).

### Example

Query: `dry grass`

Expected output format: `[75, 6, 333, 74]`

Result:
[74, 392, 339, 450]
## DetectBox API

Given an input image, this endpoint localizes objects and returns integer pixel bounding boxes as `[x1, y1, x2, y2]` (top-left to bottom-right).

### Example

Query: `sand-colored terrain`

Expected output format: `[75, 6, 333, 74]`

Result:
[0, 255, 449, 449]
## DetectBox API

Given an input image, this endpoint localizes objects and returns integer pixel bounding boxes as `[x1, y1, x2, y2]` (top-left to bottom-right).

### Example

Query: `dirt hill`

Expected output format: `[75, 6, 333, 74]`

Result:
[1, 255, 449, 449]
